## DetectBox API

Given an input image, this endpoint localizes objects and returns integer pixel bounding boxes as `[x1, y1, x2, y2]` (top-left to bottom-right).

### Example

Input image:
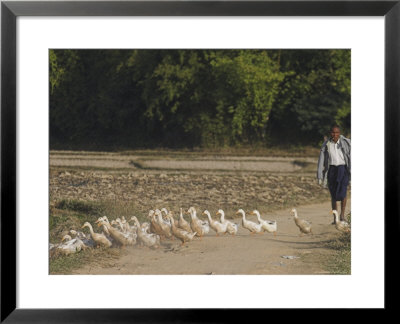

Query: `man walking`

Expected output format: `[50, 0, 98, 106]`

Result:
[317, 125, 351, 223]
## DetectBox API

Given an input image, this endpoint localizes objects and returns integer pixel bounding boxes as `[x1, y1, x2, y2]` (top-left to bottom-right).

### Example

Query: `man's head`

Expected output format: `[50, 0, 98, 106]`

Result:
[330, 125, 341, 142]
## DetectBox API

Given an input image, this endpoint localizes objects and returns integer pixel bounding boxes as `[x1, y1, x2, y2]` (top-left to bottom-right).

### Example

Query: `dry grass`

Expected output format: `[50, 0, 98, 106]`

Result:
[325, 213, 351, 274]
[320, 213, 351, 274]
[49, 198, 152, 274]
[50, 246, 125, 274]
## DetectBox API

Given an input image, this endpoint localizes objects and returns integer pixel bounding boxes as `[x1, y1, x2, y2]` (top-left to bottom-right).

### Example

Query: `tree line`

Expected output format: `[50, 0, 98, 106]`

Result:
[50, 49, 350, 150]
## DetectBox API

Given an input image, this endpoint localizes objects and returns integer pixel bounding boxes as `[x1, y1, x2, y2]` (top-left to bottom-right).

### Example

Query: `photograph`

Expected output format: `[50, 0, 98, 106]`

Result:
[48, 48, 352, 275]
[2, 0, 393, 318]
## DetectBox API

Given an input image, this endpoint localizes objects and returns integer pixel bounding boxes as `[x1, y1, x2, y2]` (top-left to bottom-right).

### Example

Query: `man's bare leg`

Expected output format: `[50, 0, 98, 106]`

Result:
[340, 197, 347, 221]
[331, 199, 337, 224]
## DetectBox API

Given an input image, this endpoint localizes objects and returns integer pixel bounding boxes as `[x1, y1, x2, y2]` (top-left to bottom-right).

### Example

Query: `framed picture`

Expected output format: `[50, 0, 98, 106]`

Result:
[1, 0, 396, 321]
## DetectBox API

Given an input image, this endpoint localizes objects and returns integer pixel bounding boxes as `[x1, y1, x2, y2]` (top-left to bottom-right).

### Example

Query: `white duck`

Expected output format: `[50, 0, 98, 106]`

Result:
[250, 210, 277, 236]
[98, 215, 110, 224]
[202, 210, 227, 236]
[131, 216, 161, 248]
[218, 209, 238, 235]
[291, 208, 313, 236]
[129, 216, 150, 234]
[156, 209, 170, 226]
[167, 214, 197, 245]
[160, 208, 170, 225]
[148, 210, 164, 236]
[236, 209, 263, 234]
[162, 208, 180, 227]
[178, 208, 192, 233]
[188, 206, 210, 239]
[54, 235, 87, 256]
[49, 234, 72, 255]
[155, 209, 174, 239]
[69, 229, 96, 247]
[121, 216, 133, 233]
[141, 222, 151, 234]
[331, 210, 351, 233]
[61, 234, 72, 242]
[95, 216, 111, 236]
[112, 218, 126, 233]
[82, 221, 112, 248]
[97, 219, 136, 247]
[69, 229, 88, 240]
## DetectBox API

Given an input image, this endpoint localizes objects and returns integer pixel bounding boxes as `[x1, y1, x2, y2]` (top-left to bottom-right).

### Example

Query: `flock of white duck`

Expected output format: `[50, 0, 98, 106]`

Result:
[50, 206, 350, 257]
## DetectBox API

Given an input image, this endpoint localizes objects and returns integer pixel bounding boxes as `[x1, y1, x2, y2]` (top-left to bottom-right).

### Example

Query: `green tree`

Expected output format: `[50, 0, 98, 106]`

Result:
[268, 49, 351, 145]
[49, 49, 350, 150]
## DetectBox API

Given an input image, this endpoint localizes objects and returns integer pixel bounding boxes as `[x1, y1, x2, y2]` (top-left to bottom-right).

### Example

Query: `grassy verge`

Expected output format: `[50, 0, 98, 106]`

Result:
[322, 213, 351, 274]
[50, 199, 104, 242]
[50, 247, 125, 274]
[298, 212, 351, 275]
[299, 232, 351, 275]
[323, 233, 351, 274]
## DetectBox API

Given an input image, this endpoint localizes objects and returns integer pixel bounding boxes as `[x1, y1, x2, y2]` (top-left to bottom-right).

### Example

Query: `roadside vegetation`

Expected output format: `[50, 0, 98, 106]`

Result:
[301, 213, 351, 275]
[49, 199, 148, 274]
[323, 213, 351, 274]
[50, 245, 124, 275]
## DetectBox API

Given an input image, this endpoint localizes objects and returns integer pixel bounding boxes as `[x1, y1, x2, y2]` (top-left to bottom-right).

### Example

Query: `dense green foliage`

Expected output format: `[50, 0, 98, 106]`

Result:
[50, 49, 350, 150]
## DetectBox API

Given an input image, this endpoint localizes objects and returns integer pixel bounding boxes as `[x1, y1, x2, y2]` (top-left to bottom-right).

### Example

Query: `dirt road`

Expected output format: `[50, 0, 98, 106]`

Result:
[72, 200, 350, 275]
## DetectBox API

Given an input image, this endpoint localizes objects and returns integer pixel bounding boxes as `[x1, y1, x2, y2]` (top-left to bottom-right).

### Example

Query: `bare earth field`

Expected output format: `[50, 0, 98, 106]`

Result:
[49, 151, 351, 275]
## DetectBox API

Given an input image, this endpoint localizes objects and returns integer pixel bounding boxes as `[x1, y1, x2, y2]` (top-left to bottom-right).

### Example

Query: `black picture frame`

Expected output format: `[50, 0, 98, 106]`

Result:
[1, 0, 397, 322]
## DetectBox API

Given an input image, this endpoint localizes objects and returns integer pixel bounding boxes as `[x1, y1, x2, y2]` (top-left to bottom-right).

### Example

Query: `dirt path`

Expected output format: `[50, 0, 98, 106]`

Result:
[72, 200, 350, 275]
[50, 152, 317, 172]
